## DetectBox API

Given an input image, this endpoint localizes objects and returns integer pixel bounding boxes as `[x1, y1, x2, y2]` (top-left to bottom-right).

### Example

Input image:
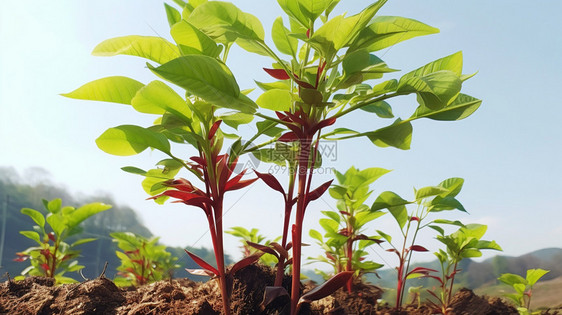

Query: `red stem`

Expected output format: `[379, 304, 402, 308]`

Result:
[446, 261, 459, 309]
[345, 233, 353, 292]
[50, 242, 58, 278]
[290, 140, 312, 315]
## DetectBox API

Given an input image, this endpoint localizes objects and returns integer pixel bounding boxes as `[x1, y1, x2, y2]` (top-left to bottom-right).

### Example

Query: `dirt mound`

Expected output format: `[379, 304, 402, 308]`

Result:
[0, 268, 534, 315]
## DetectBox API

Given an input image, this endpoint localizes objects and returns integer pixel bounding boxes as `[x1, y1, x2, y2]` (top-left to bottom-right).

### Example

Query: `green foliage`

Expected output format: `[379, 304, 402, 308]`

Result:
[62, 0, 483, 313]
[111, 232, 179, 287]
[371, 177, 467, 308]
[14, 198, 111, 284]
[309, 167, 388, 289]
[427, 224, 502, 313]
[226, 226, 280, 267]
[498, 268, 550, 314]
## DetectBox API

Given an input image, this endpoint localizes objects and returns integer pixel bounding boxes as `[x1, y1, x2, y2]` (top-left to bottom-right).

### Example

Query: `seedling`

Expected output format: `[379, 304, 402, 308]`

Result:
[14, 198, 111, 284]
[309, 167, 389, 291]
[426, 224, 502, 314]
[498, 269, 550, 315]
[371, 177, 467, 308]
[226, 226, 281, 267]
[63, 0, 483, 313]
[111, 232, 179, 286]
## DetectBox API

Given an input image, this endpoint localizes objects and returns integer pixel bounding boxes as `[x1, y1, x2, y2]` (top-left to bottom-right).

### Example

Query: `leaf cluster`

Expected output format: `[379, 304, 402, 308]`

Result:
[111, 232, 179, 286]
[498, 268, 550, 313]
[309, 167, 388, 283]
[15, 198, 111, 284]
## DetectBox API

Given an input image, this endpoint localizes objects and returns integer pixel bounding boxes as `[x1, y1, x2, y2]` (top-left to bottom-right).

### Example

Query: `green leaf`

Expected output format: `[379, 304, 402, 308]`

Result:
[360, 101, 394, 118]
[476, 240, 502, 251]
[431, 196, 466, 212]
[71, 238, 97, 247]
[459, 224, 487, 240]
[401, 51, 464, 79]
[171, 20, 221, 57]
[355, 211, 385, 227]
[328, 185, 347, 200]
[309, 229, 324, 243]
[309, 0, 386, 58]
[256, 120, 284, 137]
[61, 76, 144, 105]
[142, 169, 176, 199]
[319, 218, 339, 234]
[365, 118, 412, 150]
[46, 214, 66, 237]
[252, 142, 295, 166]
[47, 199, 62, 214]
[398, 70, 462, 110]
[188, 1, 264, 43]
[414, 186, 448, 201]
[218, 112, 254, 129]
[355, 167, 391, 187]
[272, 17, 298, 57]
[376, 230, 392, 243]
[21, 208, 45, 228]
[526, 269, 549, 286]
[321, 211, 340, 224]
[96, 125, 172, 156]
[298, 0, 335, 23]
[121, 166, 147, 176]
[389, 205, 408, 230]
[255, 80, 291, 91]
[437, 177, 464, 197]
[66, 203, 112, 228]
[156, 159, 184, 174]
[371, 79, 398, 97]
[322, 128, 359, 140]
[460, 249, 482, 258]
[410, 93, 482, 121]
[19, 231, 41, 244]
[349, 16, 439, 53]
[513, 283, 526, 294]
[256, 89, 293, 111]
[164, 3, 182, 27]
[338, 50, 397, 89]
[92, 35, 180, 64]
[432, 219, 464, 227]
[277, 0, 310, 28]
[55, 276, 78, 284]
[372, 191, 410, 211]
[499, 273, 527, 286]
[148, 55, 257, 114]
[132, 81, 188, 116]
[428, 225, 444, 235]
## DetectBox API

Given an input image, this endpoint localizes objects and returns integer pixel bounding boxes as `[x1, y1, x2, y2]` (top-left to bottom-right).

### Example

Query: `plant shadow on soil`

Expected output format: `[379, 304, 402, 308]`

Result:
[1, 263, 557, 315]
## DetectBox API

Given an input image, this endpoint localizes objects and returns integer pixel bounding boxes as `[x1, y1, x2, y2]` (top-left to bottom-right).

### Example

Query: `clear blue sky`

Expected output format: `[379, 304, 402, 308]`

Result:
[1, 0, 561, 268]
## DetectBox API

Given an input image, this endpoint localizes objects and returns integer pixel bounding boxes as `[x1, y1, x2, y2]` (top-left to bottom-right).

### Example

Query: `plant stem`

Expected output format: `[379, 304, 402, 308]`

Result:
[50, 242, 59, 279]
[446, 261, 459, 309]
[290, 138, 313, 315]
[399, 219, 422, 307]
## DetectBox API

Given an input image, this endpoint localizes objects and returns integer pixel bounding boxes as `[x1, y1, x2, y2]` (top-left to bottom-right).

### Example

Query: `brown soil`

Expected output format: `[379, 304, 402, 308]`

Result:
[0, 264, 552, 315]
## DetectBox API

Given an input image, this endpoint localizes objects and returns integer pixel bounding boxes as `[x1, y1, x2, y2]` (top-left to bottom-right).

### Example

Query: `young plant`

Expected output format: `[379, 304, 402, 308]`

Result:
[498, 269, 550, 315]
[226, 226, 281, 267]
[64, 0, 483, 313]
[426, 224, 502, 314]
[408, 286, 423, 309]
[111, 232, 179, 287]
[14, 198, 111, 284]
[63, 3, 261, 313]
[309, 167, 389, 292]
[371, 177, 467, 309]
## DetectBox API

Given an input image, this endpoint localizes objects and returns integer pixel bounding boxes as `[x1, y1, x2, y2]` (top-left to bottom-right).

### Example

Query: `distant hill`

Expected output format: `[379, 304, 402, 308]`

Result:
[0, 166, 227, 282]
